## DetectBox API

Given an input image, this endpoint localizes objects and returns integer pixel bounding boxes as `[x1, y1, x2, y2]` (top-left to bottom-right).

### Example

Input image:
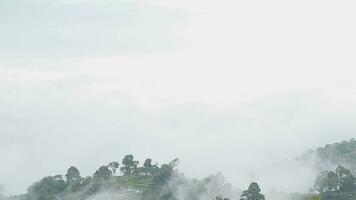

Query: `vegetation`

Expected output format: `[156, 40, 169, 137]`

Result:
[312, 165, 356, 200]
[298, 139, 356, 173]
[309, 195, 320, 200]
[239, 182, 265, 200]
[5, 139, 356, 200]
[6, 155, 238, 200]
[7, 155, 179, 200]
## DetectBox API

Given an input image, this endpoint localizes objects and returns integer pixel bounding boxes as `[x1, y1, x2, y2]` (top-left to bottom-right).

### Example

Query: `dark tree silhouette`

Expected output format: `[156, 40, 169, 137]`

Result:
[240, 182, 265, 200]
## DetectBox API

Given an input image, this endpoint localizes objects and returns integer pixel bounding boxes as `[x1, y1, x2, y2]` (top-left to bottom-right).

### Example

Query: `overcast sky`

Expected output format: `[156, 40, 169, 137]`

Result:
[1, 0, 356, 195]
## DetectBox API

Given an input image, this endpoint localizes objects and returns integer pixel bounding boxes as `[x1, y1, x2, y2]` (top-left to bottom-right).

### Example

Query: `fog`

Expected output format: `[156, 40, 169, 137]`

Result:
[1, 0, 356, 197]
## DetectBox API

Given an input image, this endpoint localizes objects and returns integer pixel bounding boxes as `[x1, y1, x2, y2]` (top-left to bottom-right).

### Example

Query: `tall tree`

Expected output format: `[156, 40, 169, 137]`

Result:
[143, 158, 153, 175]
[154, 159, 179, 184]
[65, 166, 81, 184]
[120, 154, 139, 176]
[143, 158, 158, 176]
[94, 165, 112, 178]
[108, 161, 119, 175]
[240, 182, 265, 200]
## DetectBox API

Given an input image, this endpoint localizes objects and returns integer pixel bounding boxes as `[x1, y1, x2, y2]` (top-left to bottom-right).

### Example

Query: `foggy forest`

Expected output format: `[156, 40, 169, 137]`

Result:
[2, 0, 356, 200]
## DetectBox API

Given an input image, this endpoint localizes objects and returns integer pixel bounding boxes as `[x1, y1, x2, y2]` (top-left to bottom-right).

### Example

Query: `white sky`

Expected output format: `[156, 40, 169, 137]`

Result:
[1, 0, 356, 195]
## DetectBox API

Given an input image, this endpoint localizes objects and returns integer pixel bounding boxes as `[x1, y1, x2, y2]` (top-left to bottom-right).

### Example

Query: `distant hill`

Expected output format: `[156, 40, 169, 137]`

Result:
[297, 139, 356, 172]
[7, 155, 238, 200]
[6, 139, 356, 200]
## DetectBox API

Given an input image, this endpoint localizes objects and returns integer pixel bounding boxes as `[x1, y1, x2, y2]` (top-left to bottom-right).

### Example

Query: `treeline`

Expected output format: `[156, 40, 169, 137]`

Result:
[8, 139, 356, 200]
[6, 153, 267, 200]
[312, 165, 356, 200]
[289, 164, 356, 200]
[11, 154, 179, 200]
[298, 139, 356, 173]
[211, 182, 265, 200]
[93, 155, 178, 178]
[290, 139, 356, 200]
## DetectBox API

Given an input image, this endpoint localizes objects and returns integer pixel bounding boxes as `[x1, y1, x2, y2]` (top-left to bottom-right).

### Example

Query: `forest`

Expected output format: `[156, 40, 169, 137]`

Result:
[2, 139, 356, 200]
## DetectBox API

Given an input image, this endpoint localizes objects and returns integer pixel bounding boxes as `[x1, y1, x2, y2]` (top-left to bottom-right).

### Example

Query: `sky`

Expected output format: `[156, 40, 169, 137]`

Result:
[1, 0, 356, 196]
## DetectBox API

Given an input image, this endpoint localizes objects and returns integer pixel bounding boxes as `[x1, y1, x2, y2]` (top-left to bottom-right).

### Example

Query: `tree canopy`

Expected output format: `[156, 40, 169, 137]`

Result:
[240, 182, 265, 200]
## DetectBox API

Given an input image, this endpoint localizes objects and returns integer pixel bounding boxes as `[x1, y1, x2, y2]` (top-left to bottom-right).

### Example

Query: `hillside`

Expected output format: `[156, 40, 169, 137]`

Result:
[297, 139, 356, 172]
[7, 156, 238, 200]
[5, 139, 356, 200]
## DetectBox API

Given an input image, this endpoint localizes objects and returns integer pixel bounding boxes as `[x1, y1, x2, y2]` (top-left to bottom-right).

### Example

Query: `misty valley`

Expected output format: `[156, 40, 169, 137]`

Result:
[2, 139, 356, 200]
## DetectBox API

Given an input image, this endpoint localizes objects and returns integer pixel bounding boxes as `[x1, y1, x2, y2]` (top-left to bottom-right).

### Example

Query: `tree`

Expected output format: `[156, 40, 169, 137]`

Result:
[65, 166, 81, 184]
[314, 171, 339, 192]
[143, 158, 153, 175]
[335, 165, 356, 192]
[27, 175, 66, 200]
[132, 167, 144, 176]
[120, 154, 139, 176]
[314, 165, 356, 195]
[108, 161, 119, 175]
[153, 159, 179, 184]
[336, 165, 352, 178]
[143, 158, 158, 176]
[94, 165, 112, 178]
[240, 182, 265, 200]
[339, 173, 356, 192]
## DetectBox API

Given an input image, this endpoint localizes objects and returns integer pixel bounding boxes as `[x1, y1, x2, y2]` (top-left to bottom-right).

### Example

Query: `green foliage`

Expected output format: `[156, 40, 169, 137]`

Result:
[27, 175, 66, 200]
[240, 182, 265, 200]
[121, 154, 139, 176]
[5, 156, 236, 200]
[65, 166, 81, 184]
[143, 158, 159, 176]
[309, 195, 320, 200]
[314, 171, 338, 192]
[8, 139, 356, 200]
[153, 159, 179, 184]
[300, 139, 356, 173]
[94, 165, 113, 179]
[10, 155, 180, 200]
[314, 165, 356, 193]
[108, 161, 120, 175]
[313, 165, 356, 200]
[292, 139, 356, 200]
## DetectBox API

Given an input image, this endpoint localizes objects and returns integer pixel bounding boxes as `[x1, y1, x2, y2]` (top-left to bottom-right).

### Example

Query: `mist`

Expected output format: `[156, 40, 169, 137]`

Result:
[1, 0, 356, 199]
[1, 85, 356, 195]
